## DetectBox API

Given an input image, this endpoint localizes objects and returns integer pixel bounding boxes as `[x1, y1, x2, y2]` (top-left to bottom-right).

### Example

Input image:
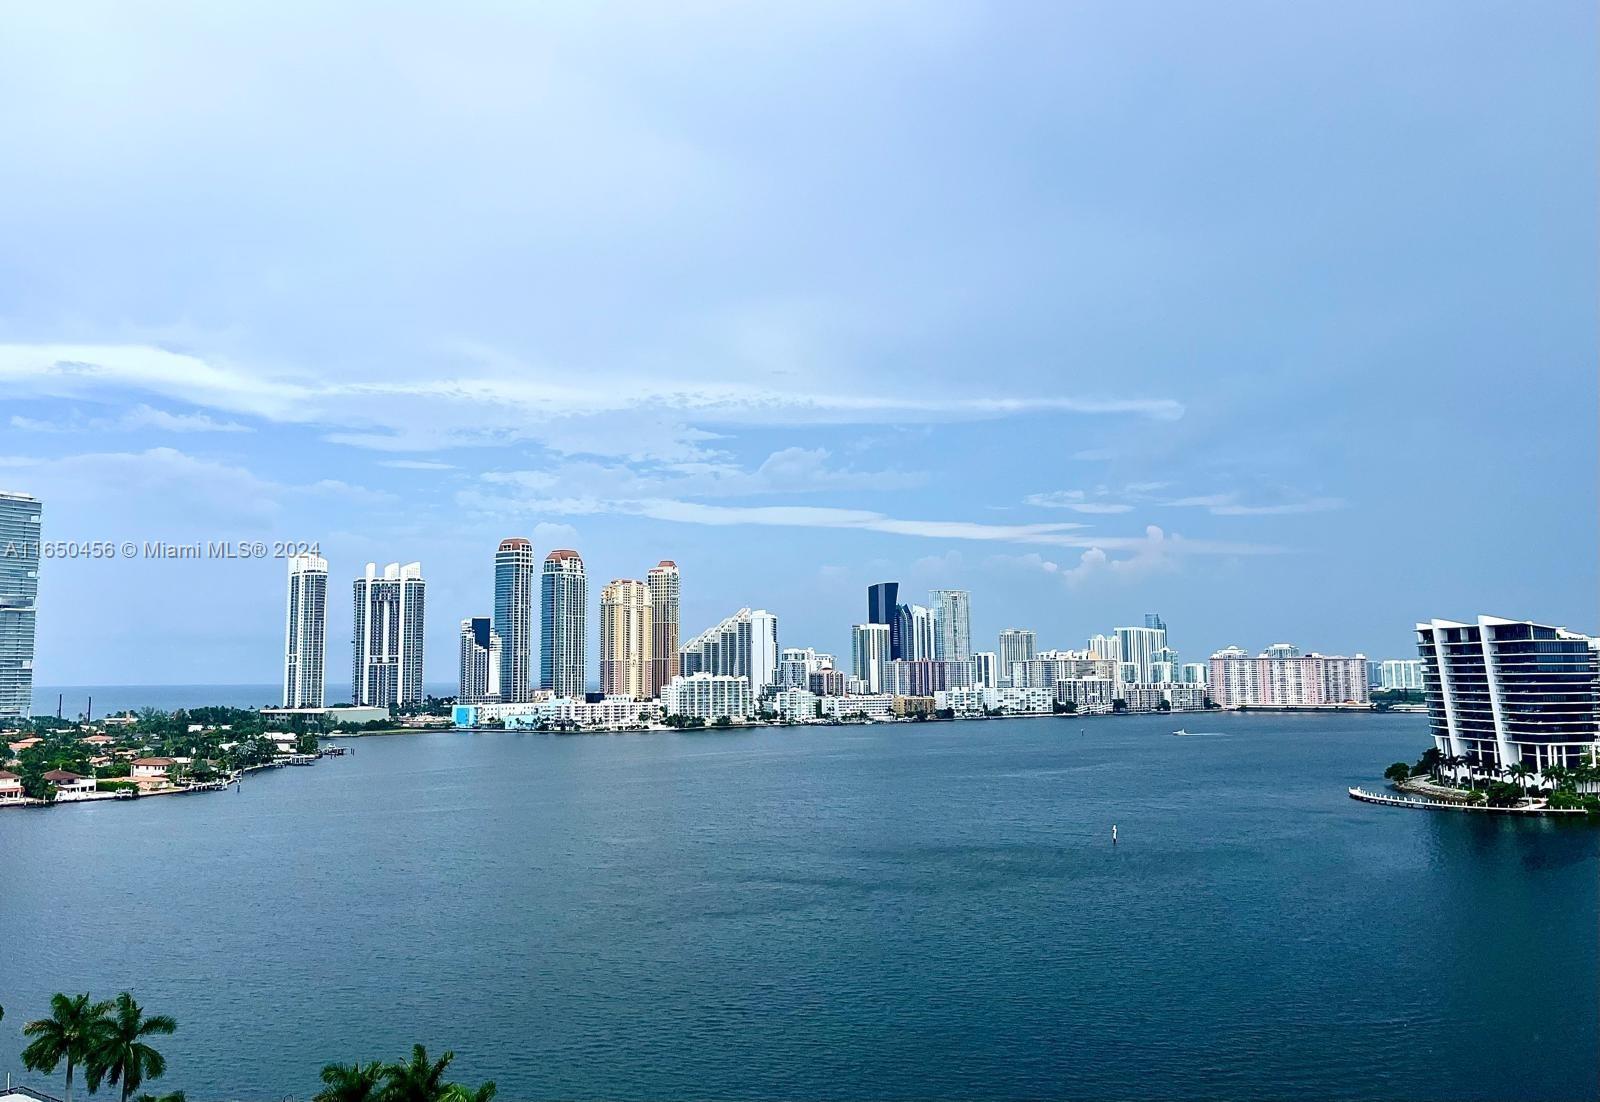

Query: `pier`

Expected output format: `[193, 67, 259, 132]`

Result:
[1347, 786, 1587, 816]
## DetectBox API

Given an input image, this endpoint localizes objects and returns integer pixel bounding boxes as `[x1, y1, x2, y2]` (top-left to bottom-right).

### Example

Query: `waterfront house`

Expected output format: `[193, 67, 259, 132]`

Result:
[0, 769, 24, 803]
[42, 769, 97, 801]
[131, 756, 177, 784]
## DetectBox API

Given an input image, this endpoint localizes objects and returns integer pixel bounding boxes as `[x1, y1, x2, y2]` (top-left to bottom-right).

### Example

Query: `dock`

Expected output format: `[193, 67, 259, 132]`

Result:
[1348, 786, 1587, 816]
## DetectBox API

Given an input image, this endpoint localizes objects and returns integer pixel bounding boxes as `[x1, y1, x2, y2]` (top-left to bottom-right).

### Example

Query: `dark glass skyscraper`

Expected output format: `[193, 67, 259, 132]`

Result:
[867, 581, 902, 659]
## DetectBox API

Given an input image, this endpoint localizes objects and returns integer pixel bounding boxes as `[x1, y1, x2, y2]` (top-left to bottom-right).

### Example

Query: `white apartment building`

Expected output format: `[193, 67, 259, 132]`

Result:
[773, 688, 820, 722]
[1379, 658, 1424, 691]
[661, 673, 754, 720]
[1417, 616, 1599, 775]
[998, 629, 1037, 685]
[679, 608, 780, 694]
[819, 693, 896, 721]
[1164, 684, 1207, 712]
[851, 623, 892, 694]
[1054, 677, 1117, 715]
[458, 616, 502, 704]
[896, 603, 938, 661]
[930, 589, 972, 661]
[283, 553, 328, 709]
[984, 685, 1053, 715]
[352, 561, 426, 708]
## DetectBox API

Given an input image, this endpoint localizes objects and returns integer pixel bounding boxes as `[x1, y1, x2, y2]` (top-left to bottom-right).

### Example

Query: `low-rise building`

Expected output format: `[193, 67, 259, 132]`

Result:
[935, 686, 987, 717]
[130, 757, 176, 785]
[1164, 684, 1208, 712]
[42, 769, 97, 800]
[892, 696, 937, 718]
[818, 694, 896, 722]
[0, 769, 24, 803]
[455, 696, 657, 730]
[983, 686, 1054, 715]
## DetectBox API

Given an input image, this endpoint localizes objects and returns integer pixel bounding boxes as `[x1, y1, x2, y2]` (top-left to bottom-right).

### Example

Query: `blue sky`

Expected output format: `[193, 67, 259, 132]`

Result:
[1, 1, 1593, 686]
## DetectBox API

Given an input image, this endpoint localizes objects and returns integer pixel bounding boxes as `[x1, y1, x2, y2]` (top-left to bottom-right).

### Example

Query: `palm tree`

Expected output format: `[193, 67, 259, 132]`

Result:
[86, 991, 177, 1102]
[316, 1060, 387, 1102]
[380, 1045, 455, 1102]
[22, 992, 112, 1102]
[441, 1084, 497, 1102]
[379, 1046, 495, 1102]
[1507, 762, 1535, 794]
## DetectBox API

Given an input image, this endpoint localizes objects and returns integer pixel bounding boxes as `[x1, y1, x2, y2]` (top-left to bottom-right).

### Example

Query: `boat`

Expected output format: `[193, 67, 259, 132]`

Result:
[1172, 728, 1188, 737]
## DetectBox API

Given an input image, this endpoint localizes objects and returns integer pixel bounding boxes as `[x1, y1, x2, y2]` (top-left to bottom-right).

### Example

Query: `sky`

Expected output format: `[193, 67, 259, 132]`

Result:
[0, 1, 1594, 687]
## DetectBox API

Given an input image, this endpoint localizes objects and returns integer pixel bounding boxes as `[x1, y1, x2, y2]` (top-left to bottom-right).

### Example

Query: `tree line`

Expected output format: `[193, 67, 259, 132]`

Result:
[2, 994, 495, 1102]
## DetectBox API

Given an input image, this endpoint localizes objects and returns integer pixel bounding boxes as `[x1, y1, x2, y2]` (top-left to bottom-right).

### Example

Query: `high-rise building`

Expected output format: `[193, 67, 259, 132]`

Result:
[678, 608, 779, 693]
[851, 623, 892, 694]
[998, 629, 1036, 686]
[1086, 633, 1119, 663]
[352, 562, 426, 708]
[1144, 612, 1166, 631]
[541, 550, 588, 698]
[493, 538, 535, 703]
[777, 647, 824, 690]
[1180, 662, 1209, 686]
[970, 651, 999, 689]
[930, 589, 972, 661]
[1208, 646, 1256, 708]
[647, 561, 680, 697]
[867, 581, 901, 658]
[1417, 616, 1599, 775]
[1207, 643, 1369, 709]
[458, 616, 501, 704]
[0, 491, 41, 719]
[600, 579, 652, 700]
[1379, 659, 1424, 691]
[282, 553, 328, 708]
[1115, 625, 1167, 683]
[896, 603, 938, 661]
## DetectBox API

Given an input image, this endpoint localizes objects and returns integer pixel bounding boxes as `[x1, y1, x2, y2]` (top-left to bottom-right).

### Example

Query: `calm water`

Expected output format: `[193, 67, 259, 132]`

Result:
[1, 713, 1594, 1101]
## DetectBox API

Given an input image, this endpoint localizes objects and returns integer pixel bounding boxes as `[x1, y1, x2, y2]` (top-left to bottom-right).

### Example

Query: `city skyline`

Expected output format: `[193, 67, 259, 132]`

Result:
[1, 4, 1593, 687]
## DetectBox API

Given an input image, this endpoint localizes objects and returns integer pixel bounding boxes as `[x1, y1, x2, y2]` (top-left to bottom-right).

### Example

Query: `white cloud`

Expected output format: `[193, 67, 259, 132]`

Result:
[532, 521, 580, 547]
[1029, 484, 1345, 519]
[1025, 491, 1136, 514]
[119, 404, 251, 433]
[1208, 497, 1345, 516]
[0, 343, 1185, 462]
[990, 525, 1182, 587]
[378, 459, 457, 471]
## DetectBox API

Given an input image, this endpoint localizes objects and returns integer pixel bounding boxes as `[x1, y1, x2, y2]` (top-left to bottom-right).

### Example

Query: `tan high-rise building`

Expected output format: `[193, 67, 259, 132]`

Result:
[647, 560, 680, 698]
[600, 579, 652, 700]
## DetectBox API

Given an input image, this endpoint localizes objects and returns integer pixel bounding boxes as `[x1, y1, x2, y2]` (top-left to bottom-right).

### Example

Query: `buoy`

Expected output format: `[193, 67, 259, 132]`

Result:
[1112, 824, 1118, 844]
